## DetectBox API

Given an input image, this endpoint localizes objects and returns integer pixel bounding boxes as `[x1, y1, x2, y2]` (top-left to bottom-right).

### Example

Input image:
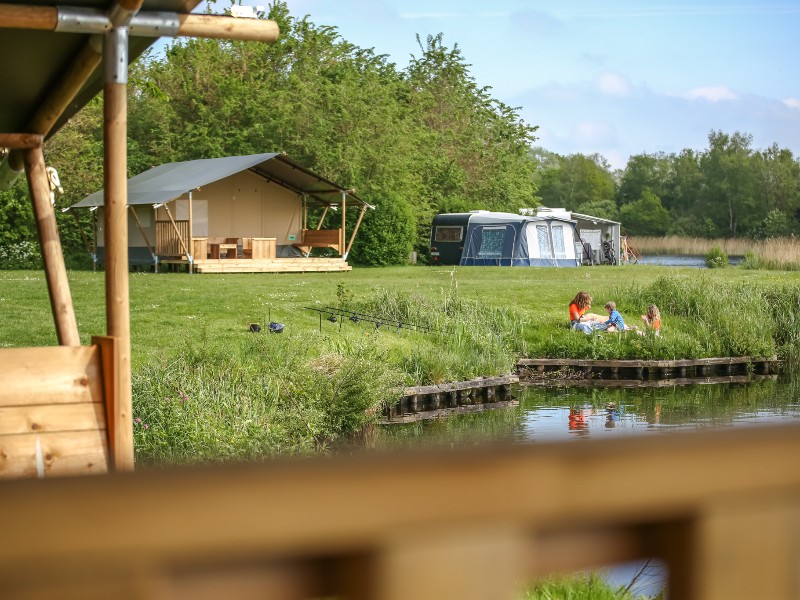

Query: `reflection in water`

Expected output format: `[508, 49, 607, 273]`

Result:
[378, 374, 800, 446]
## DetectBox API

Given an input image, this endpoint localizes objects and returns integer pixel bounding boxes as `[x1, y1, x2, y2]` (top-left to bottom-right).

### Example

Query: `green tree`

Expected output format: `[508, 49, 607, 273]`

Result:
[618, 191, 670, 236]
[349, 193, 416, 266]
[535, 153, 616, 210]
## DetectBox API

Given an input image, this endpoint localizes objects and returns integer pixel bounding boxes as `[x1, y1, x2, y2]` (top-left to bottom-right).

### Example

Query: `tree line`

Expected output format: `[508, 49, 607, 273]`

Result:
[1, 1, 798, 268]
[534, 131, 800, 240]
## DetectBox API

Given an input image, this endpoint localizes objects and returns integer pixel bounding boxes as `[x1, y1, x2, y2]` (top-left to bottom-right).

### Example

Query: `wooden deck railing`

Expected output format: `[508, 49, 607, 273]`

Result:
[156, 220, 189, 256]
[0, 423, 798, 599]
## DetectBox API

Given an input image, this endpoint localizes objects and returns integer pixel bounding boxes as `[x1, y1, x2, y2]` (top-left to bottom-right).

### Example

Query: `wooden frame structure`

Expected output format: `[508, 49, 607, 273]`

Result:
[0, 2, 279, 475]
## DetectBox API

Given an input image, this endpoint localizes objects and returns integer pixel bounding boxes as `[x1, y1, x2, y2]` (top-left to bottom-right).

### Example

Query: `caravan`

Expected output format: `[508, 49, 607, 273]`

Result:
[430, 211, 580, 267]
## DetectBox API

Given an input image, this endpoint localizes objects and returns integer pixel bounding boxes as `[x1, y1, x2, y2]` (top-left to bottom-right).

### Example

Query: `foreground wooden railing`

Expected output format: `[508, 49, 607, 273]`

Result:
[1, 423, 798, 599]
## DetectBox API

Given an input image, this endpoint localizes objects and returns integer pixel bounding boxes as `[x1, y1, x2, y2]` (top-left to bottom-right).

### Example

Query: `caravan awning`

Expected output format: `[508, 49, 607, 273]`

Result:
[69, 153, 373, 209]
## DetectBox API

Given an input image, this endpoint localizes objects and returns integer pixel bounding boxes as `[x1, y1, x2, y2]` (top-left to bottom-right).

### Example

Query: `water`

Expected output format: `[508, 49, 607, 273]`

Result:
[637, 254, 743, 268]
[378, 375, 800, 597]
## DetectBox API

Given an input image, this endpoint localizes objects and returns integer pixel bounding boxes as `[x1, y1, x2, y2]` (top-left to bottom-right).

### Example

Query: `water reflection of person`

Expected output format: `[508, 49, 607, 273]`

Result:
[568, 408, 590, 436]
[606, 403, 620, 428]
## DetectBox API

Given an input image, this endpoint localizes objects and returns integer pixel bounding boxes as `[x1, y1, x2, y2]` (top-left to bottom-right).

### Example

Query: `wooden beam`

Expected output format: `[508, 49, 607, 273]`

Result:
[177, 13, 278, 42]
[128, 205, 155, 258]
[0, 134, 43, 149]
[315, 206, 329, 230]
[344, 204, 368, 258]
[341, 193, 346, 257]
[0, 3, 57, 30]
[23, 147, 81, 347]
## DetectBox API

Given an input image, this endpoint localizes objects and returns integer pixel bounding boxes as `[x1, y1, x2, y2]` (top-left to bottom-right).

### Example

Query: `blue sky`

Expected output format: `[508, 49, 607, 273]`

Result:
[279, 0, 800, 169]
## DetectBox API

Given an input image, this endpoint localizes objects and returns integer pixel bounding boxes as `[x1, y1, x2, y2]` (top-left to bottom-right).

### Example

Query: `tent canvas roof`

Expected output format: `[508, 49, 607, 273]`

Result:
[70, 153, 372, 209]
[0, 0, 201, 138]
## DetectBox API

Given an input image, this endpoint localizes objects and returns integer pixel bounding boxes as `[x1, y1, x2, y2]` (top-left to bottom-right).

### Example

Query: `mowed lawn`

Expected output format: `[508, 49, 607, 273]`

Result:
[2, 264, 797, 365]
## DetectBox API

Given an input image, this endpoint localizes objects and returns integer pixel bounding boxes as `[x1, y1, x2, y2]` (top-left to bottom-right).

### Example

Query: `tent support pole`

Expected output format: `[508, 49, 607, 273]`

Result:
[341, 192, 346, 257]
[344, 204, 367, 260]
[128, 205, 156, 268]
[23, 145, 81, 346]
[103, 24, 134, 472]
[187, 190, 193, 274]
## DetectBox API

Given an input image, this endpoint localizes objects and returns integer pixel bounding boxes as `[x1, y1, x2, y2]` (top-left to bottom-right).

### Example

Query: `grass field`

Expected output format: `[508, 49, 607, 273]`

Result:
[4, 264, 800, 463]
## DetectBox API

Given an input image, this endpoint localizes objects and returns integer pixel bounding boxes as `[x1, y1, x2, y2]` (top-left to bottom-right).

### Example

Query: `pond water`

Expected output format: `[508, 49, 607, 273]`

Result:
[377, 374, 800, 596]
[636, 254, 743, 268]
[379, 375, 800, 448]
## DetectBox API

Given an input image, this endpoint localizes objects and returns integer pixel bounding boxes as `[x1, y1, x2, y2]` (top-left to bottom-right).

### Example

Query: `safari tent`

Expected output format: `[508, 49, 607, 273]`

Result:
[430, 211, 580, 267]
[69, 153, 374, 273]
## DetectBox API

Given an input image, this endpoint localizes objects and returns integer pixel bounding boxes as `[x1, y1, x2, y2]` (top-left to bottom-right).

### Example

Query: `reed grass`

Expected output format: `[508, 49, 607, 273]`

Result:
[631, 236, 800, 270]
[521, 572, 659, 599]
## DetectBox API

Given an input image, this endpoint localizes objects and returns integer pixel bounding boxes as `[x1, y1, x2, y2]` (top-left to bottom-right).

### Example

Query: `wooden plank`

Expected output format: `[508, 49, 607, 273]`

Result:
[518, 357, 777, 369]
[0, 430, 109, 478]
[379, 400, 519, 424]
[0, 403, 106, 436]
[0, 346, 103, 407]
[374, 526, 525, 600]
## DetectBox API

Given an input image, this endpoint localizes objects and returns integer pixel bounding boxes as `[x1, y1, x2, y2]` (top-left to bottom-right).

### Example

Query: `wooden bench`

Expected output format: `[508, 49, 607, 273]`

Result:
[293, 228, 343, 255]
[0, 338, 118, 478]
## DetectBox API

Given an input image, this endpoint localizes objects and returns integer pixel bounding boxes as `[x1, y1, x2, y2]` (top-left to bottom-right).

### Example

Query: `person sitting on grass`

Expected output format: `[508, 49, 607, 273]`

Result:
[592, 301, 626, 332]
[569, 291, 604, 334]
[640, 304, 661, 336]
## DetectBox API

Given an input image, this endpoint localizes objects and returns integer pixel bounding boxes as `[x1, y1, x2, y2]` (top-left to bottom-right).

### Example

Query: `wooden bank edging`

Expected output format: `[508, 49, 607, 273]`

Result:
[382, 375, 518, 423]
[517, 356, 780, 380]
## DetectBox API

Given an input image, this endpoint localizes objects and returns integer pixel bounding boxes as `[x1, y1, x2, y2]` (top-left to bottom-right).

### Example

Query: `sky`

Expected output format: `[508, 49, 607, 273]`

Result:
[276, 0, 800, 169]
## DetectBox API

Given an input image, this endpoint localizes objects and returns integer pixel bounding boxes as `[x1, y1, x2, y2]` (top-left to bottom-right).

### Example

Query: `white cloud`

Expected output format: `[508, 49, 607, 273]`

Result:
[596, 72, 632, 96]
[572, 121, 615, 145]
[680, 86, 738, 102]
[783, 98, 800, 110]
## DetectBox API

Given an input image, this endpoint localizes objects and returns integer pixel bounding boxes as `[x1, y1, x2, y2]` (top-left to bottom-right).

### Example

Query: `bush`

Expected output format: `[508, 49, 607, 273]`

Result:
[350, 193, 417, 266]
[0, 241, 42, 270]
[705, 245, 729, 268]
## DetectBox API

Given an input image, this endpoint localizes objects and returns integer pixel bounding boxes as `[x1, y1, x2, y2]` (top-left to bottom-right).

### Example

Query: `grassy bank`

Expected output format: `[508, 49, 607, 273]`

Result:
[3, 265, 800, 463]
[632, 235, 800, 270]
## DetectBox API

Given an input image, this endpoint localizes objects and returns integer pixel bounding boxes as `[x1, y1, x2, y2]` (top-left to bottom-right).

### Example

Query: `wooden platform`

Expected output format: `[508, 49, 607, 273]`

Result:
[163, 257, 352, 273]
[518, 356, 779, 380]
[384, 375, 518, 422]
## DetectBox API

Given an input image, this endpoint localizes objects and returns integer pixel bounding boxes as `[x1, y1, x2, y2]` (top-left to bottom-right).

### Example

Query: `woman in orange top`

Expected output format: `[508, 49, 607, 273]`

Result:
[569, 291, 603, 333]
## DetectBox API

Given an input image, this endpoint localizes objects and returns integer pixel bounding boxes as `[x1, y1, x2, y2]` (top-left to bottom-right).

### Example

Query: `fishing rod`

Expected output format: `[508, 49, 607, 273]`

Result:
[304, 306, 436, 333]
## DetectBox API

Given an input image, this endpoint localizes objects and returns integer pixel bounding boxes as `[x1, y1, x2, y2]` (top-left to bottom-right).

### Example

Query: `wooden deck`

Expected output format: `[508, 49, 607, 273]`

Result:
[162, 257, 353, 273]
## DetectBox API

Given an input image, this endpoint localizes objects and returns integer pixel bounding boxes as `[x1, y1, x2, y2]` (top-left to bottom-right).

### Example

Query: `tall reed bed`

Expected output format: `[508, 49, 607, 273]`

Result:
[132, 282, 526, 464]
[631, 236, 800, 270]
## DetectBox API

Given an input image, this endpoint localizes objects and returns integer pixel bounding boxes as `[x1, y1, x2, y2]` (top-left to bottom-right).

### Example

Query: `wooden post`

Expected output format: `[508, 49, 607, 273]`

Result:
[188, 191, 194, 274]
[23, 147, 81, 347]
[103, 26, 134, 471]
[341, 192, 346, 257]
[344, 204, 368, 259]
